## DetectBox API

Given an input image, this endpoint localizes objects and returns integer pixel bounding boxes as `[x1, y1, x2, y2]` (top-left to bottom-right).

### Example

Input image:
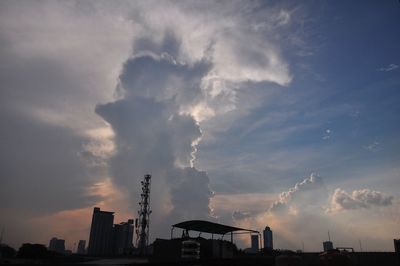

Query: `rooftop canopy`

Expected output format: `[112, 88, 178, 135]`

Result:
[172, 220, 258, 235]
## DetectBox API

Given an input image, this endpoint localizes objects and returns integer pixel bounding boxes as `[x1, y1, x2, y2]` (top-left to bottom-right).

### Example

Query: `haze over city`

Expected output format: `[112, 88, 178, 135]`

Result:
[0, 0, 399, 253]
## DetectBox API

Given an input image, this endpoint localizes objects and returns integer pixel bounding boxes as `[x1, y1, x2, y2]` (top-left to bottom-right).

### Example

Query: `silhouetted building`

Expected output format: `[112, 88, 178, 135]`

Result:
[77, 240, 86, 255]
[113, 219, 134, 255]
[88, 207, 114, 256]
[263, 226, 273, 250]
[394, 239, 400, 253]
[323, 241, 334, 251]
[251, 234, 259, 252]
[48, 237, 65, 254]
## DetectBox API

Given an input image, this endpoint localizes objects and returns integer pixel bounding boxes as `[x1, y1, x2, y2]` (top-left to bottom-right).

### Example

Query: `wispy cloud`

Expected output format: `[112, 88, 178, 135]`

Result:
[376, 63, 399, 72]
[322, 129, 331, 140]
[363, 141, 381, 152]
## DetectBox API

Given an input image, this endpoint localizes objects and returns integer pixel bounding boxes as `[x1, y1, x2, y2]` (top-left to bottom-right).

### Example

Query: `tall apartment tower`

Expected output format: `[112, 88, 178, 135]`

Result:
[263, 226, 273, 251]
[88, 207, 114, 256]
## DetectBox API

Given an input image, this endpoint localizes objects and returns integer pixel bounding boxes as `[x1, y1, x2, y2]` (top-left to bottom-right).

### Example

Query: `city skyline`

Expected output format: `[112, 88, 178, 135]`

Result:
[0, 0, 399, 252]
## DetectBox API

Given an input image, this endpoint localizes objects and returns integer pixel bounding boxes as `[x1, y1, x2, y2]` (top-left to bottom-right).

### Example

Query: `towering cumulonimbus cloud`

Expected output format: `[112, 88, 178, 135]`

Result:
[95, 50, 215, 237]
[91, 0, 293, 240]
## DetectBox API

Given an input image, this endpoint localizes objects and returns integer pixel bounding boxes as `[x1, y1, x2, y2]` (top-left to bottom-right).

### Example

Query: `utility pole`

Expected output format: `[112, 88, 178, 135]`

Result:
[137, 174, 152, 255]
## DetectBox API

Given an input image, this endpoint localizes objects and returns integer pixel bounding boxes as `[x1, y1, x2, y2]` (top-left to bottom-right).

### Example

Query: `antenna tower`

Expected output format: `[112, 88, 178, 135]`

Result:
[137, 174, 152, 254]
[0, 227, 4, 245]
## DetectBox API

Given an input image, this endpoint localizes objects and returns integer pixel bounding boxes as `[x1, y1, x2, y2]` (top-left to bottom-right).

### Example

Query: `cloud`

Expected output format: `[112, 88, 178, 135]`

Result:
[363, 141, 381, 152]
[0, 1, 133, 248]
[269, 173, 324, 212]
[0, 0, 295, 247]
[232, 211, 253, 221]
[223, 174, 329, 249]
[95, 52, 214, 238]
[328, 188, 393, 212]
[224, 176, 398, 250]
[93, 1, 296, 239]
[0, 110, 100, 215]
[376, 63, 399, 72]
[322, 129, 331, 140]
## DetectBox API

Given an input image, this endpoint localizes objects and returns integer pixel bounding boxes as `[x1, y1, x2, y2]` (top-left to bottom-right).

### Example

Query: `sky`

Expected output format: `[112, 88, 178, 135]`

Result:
[0, 0, 399, 252]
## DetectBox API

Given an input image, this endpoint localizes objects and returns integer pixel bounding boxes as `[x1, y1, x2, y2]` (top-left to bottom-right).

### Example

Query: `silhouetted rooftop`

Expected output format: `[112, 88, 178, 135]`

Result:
[172, 220, 258, 235]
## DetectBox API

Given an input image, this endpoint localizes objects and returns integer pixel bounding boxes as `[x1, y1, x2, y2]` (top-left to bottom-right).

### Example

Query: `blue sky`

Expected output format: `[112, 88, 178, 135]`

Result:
[199, 0, 400, 193]
[0, 0, 399, 251]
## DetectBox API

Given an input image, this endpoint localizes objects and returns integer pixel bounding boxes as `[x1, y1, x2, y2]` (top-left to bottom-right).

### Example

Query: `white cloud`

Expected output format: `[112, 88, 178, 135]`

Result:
[376, 63, 399, 72]
[364, 141, 381, 152]
[328, 188, 393, 212]
[269, 173, 324, 212]
[322, 129, 331, 140]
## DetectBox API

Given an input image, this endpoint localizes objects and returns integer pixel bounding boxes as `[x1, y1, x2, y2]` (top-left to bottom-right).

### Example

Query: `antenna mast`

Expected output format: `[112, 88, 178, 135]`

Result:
[0, 227, 4, 245]
[137, 174, 152, 255]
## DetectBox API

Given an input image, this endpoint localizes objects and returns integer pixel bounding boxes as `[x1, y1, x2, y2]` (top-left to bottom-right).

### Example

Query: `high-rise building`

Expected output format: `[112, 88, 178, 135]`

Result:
[48, 237, 65, 254]
[113, 219, 134, 255]
[263, 226, 273, 251]
[77, 240, 86, 255]
[88, 207, 114, 256]
[251, 234, 259, 252]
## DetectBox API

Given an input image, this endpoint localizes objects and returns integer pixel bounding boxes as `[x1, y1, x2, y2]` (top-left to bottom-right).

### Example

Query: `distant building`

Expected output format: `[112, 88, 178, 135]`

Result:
[64, 249, 72, 255]
[113, 219, 134, 255]
[48, 237, 65, 254]
[323, 241, 334, 251]
[251, 234, 259, 252]
[263, 226, 273, 251]
[88, 207, 114, 256]
[394, 239, 400, 253]
[77, 240, 86, 255]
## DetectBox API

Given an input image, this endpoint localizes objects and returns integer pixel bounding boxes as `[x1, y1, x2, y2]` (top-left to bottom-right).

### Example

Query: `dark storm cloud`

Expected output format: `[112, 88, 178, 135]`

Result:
[0, 110, 100, 214]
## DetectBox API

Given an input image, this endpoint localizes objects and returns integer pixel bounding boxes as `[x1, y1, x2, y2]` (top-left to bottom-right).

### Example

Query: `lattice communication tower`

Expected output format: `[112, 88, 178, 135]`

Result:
[136, 174, 152, 254]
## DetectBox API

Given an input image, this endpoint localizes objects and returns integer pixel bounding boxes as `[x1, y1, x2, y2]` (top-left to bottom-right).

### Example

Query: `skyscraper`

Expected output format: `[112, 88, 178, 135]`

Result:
[263, 226, 273, 251]
[88, 207, 114, 256]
